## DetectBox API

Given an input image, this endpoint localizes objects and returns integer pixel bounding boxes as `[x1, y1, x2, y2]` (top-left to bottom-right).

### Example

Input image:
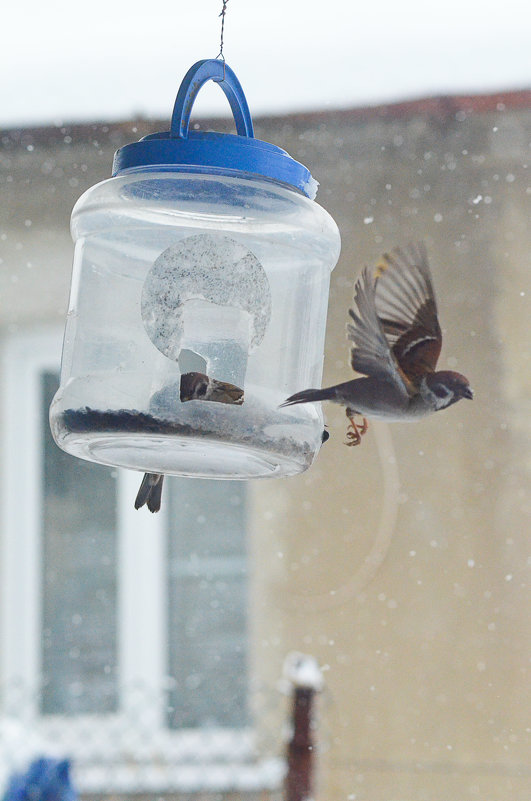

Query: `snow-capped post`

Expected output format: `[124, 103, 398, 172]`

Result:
[282, 652, 324, 801]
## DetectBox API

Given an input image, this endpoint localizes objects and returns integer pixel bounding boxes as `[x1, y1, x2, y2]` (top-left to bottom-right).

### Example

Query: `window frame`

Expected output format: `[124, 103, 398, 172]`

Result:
[0, 328, 281, 795]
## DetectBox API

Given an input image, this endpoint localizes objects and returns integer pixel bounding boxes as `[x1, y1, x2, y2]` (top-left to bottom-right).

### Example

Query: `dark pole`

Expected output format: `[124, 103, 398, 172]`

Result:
[285, 686, 315, 801]
[282, 652, 323, 801]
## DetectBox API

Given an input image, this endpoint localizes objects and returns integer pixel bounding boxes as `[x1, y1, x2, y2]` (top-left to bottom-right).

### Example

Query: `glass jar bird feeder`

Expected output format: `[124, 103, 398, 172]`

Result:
[50, 59, 340, 479]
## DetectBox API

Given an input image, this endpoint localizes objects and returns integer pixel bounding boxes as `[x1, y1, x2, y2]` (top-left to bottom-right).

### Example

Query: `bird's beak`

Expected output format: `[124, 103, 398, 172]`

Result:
[463, 386, 474, 400]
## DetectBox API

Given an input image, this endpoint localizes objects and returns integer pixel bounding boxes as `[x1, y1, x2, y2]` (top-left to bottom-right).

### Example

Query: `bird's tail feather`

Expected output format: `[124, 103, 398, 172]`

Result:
[135, 473, 164, 513]
[280, 386, 337, 407]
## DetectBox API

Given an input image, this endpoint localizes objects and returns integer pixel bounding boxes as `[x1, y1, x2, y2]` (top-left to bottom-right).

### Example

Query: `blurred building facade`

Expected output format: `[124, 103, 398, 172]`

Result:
[0, 90, 530, 800]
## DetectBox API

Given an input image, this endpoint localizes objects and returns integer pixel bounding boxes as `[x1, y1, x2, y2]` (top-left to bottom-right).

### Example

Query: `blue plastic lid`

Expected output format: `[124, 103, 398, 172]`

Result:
[112, 59, 318, 199]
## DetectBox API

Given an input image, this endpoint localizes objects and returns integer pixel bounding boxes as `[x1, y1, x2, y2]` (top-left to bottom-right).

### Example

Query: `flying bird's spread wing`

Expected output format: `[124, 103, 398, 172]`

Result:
[373, 242, 442, 379]
[348, 242, 443, 391]
[347, 266, 414, 399]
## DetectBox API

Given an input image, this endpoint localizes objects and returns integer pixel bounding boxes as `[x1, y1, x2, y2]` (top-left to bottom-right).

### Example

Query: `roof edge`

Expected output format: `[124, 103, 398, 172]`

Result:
[1, 88, 530, 147]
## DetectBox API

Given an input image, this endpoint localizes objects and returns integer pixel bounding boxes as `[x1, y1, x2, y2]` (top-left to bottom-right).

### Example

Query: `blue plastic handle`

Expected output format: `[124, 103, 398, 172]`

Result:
[170, 59, 254, 140]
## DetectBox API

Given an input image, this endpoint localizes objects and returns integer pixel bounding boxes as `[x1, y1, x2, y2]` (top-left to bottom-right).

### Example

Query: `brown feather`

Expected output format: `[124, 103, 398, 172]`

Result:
[373, 244, 442, 381]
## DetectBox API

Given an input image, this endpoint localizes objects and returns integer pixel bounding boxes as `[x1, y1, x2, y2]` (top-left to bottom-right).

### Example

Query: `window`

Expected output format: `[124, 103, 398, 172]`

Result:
[0, 330, 280, 796]
[167, 478, 248, 730]
[40, 371, 118, 716]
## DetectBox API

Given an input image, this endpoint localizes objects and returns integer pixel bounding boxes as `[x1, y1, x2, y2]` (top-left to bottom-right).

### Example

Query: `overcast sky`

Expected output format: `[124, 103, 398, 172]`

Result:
[2, 0, 530, 128]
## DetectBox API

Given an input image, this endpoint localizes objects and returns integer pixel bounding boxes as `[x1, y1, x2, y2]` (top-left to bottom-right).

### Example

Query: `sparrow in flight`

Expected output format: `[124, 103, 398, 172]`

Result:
[135, 371, 244, 513]
[281, 242, 473, 444]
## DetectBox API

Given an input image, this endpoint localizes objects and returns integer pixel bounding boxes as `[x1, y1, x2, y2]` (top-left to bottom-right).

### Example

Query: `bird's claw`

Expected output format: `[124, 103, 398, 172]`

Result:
[345, 427, 363, 446]
[344, 410, 368, 447]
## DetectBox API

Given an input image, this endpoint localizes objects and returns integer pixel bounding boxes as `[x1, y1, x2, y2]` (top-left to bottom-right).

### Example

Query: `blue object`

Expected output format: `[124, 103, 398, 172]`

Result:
[2, 758, 77, 801]
[113, 59, 317, 198]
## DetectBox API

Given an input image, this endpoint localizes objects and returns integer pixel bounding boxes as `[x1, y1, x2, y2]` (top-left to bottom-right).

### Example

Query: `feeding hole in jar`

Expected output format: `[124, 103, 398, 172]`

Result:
[141, 233, 271, 392]
[178, 348, 207, 376]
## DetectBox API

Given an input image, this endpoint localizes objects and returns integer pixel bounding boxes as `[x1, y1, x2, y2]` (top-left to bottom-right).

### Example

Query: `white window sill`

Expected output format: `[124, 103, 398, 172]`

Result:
[77, 758, 284, 795]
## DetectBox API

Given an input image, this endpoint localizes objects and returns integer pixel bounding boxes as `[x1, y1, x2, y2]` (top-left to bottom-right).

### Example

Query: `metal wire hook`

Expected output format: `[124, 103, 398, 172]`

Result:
[216, 0, 229, 80]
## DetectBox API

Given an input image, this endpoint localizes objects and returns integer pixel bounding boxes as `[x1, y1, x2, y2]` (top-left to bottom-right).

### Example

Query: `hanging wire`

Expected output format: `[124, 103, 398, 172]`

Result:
[216, 0, 229, 77]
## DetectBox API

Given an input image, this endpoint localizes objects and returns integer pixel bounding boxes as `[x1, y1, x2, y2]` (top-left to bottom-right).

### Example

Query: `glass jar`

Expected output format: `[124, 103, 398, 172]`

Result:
[50, 60, 340, 479]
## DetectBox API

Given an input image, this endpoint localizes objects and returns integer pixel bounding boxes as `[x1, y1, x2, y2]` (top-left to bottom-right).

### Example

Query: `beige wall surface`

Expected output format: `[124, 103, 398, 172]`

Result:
[250, 98, 531, 801]
[1, 94, 530, 800]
